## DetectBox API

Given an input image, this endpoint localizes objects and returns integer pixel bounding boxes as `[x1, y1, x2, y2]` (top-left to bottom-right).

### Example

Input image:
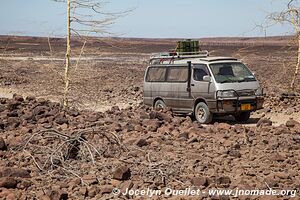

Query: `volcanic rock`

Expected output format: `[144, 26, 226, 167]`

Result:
[49, 190, 68, 200]
[286, 119, 300, 128]
[0, 177, 18, 189]
[0, 168, 31, 178]
[0, 138, 7, 151]
[256, 118, 272, 127]
[216, 176, 231, 188]
[113, 166, 131, 180]
[191, 177, 208, 187]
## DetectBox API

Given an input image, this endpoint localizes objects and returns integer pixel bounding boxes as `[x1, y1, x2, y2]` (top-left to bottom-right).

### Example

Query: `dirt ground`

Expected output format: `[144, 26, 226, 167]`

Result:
[0, 35, 300, 200]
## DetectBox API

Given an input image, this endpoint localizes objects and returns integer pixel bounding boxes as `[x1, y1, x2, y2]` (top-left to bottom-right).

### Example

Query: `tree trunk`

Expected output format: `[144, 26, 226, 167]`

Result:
[64, 0, 71, 108]
[291, 32, 300, 90]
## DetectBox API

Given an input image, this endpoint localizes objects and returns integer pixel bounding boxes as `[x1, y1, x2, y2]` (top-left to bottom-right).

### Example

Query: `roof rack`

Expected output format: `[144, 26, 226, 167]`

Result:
[150, 50, 209, 65]
[198, 57, 238, 62]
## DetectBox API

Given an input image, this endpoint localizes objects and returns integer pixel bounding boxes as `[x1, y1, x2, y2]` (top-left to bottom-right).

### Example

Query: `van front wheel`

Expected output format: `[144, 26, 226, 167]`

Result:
[194, 102, 212, 124]
[154, 99, 166, 110]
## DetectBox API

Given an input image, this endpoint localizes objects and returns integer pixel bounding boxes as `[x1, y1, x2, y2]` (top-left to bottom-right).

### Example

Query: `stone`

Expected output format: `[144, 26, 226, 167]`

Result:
[0, 138, 7, 151]
[67, 109, 79, 117]
[26, 96, 36, 101]
[0, 189, 17, 199]
[0, 168, 31, 178]
[110, 122, 122, 132]
[0, 105, 6, 112]
[79, 187, 87, 196]
[100, 185, 113, 195]
[228, 149, 241, 158]
[7, 117, 21, 128]
[37, 98, 48, 105]
[86, 114, 99, 122]
[19, 179, 32, 189]
[156, 112, 172, 123]
[142, 119, 162, 132]
[286, 119, 299, 128]
[82, 174, 98, 185]
[13, 94, 24, 102]
[120, 180, 133, 193]
[216, 176, 231, 187]
[269, 153, 285, 162]
[191, 177, 208, 187]
[7, 110, 18, 117]
[113, 166, 131, 180]
[133, 86, 140, 92]
[274, 172, 289, 179]
[293, 135, 300, 143]
[256, 118, 272, 127]
[264, 174, 278, 188]
[7, 100, 21, 111]
[32, 106, 48, 116]
[178, 132, 189, 140]
[22, 111, 34, 121]
[217, 123, 231, 130]
[49, 190, 68, 200]
[135, 138, 148, 147]
[110, 179, 121, 187]
[88, 185, 100, 198]
[111, 106, 120, 113]
[55, 116, 68, 125]
[67, 179, 81, 190]
[38, 195, 51, 200]
[187, 136, 198, 144]
[0, 177, 18, 189]
[134, 125, 143, 132]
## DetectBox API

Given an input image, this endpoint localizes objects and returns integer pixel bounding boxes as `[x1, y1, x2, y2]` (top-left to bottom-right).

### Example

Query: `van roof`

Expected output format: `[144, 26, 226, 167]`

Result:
[173, 56, 238, 64]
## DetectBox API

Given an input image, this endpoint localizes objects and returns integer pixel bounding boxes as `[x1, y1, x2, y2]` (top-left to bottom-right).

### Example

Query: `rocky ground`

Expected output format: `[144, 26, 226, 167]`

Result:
[0, 94, 300, 199]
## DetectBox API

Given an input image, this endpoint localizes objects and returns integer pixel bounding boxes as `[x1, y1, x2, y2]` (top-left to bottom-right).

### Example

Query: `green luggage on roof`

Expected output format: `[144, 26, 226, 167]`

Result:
[176, 39, 200, 53]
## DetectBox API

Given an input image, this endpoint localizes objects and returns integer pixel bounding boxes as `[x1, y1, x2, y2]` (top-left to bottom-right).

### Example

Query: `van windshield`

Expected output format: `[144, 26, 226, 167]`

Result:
[209, 62, 256, 83]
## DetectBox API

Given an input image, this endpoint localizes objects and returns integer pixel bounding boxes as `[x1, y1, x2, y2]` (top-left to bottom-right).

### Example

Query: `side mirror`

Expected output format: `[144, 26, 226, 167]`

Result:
[203, 75, 212, 82]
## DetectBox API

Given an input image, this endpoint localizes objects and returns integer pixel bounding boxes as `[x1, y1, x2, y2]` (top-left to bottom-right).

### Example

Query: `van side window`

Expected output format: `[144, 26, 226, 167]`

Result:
[167, 67, 188, 82]
[193, 65, 209, 81]
[146, 67, 166, 82]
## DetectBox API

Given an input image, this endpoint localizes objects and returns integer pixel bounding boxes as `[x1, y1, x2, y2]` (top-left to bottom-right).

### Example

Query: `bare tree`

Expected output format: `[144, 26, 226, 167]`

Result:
[268, 0, 300, 90]
[53, 0, 128, 108]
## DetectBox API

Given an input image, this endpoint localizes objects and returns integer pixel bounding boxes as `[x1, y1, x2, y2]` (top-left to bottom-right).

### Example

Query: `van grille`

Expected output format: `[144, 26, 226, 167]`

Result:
[236, 90, 255, 97]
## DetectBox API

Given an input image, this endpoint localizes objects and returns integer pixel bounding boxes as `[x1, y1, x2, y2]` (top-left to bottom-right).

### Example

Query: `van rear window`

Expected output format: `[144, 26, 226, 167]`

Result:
[146, 67, 166, 82]
[167, 67, 188, 82]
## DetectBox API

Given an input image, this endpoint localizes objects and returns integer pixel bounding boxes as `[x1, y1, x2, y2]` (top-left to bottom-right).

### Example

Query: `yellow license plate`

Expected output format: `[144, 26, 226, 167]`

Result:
[241, 104, 251, 111]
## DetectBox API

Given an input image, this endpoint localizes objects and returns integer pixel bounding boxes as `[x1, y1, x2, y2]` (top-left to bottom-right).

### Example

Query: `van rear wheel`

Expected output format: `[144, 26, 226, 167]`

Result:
[195, 102, 212, 124]
[154, 99, 166, 110]
[234, 112, 250, 122]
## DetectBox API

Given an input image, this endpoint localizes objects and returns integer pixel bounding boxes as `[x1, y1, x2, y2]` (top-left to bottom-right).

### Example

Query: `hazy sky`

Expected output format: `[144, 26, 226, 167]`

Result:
[0, 0, 293, 38]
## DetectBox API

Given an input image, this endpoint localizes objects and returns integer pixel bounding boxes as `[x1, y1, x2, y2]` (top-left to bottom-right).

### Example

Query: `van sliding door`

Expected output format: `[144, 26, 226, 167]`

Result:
[166, 66, 193, 112]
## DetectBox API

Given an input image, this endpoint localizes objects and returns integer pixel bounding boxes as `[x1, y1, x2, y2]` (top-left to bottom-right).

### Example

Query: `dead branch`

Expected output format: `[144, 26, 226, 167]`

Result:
[22, 127, 125, 182]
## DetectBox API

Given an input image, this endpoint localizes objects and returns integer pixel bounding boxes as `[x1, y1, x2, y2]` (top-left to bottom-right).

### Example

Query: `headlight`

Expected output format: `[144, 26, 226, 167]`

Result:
[255, 87, 263, 96]
[217, 90, 237, 98]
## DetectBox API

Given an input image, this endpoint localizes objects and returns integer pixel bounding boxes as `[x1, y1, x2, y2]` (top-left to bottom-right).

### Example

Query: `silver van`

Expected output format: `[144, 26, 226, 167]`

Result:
[143, 52, 264, 123]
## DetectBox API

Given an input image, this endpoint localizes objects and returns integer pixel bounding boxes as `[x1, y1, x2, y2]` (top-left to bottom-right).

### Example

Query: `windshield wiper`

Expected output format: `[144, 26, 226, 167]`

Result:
[241, 77, 256, 82]
[219, 79, 235, 83]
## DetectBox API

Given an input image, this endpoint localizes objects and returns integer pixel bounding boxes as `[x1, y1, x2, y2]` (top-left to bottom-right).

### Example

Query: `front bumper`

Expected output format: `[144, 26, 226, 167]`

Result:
[210, 96, 264, 114]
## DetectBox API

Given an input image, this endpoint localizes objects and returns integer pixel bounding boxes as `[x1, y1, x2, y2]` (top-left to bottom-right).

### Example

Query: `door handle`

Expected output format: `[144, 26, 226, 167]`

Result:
[191, 84, 195, 86]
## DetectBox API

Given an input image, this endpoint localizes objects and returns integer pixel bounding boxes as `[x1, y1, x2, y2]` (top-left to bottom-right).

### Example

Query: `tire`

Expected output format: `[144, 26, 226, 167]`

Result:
[154, 99, 166, 110]
[234, 112, 250, 122]
[194, 102, 213, 124]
